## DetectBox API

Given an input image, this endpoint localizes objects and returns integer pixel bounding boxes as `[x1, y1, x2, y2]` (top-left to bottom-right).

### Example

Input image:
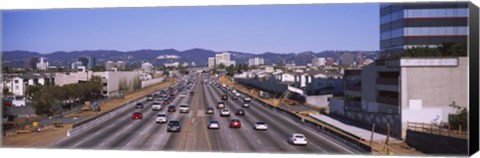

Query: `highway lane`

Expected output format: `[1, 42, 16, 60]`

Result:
[206, 76, 364, 154]
[51, 73, 365, 154]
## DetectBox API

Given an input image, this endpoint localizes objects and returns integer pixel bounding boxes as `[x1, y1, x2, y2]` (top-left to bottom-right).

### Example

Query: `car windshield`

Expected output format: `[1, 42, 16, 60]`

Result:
[157, 114, 166, 117]
[210, 121, 218, 123]
[169, 121, 179, 125]
[180, 105, 188, 107]
[256, 122, 265, 125]
[294, 135, 305, 138]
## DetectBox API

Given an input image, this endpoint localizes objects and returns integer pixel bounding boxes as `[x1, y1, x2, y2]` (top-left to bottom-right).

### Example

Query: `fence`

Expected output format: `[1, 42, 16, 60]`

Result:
[406, 122, 468, 139]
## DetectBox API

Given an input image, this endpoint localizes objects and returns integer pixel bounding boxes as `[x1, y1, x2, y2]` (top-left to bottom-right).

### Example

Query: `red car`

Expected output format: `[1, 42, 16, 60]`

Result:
[132, 112, 143, 120]
[229, 119, 241, 128]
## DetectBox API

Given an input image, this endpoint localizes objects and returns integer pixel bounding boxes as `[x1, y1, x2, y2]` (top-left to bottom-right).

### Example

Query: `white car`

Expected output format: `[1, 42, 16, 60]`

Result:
[207, 120, 220, 129]
[179, 104, 189, 113]
[152, 102, 162, 111]
[244, 97, 251, 102]
[235, 92, 241, 97]
[254, 121, 268, 130]
[288, 133, 308, 145]
[220, 109, 230, 117]
[242, 103, 250, 108]
[179, 93, 187, 98]
[156, 113, 167, 123]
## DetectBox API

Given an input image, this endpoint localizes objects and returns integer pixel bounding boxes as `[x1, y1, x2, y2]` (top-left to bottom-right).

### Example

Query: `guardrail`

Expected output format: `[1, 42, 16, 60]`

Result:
[406, 122, 468, 139]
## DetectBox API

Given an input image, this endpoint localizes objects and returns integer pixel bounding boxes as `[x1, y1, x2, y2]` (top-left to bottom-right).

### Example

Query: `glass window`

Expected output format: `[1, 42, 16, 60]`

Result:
[404, 8, 468, 18]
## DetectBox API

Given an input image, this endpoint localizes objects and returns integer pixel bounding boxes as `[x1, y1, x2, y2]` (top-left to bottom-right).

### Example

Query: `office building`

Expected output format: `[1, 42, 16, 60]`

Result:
[248, 57, 265, 66]
[36, 57, 49, 70]
[208, 57, 216, 68]
[380, 2, 469, 56]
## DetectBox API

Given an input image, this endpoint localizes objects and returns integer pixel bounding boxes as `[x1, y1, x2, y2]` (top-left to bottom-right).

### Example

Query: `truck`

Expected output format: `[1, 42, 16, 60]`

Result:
[12, 99, 26, 107]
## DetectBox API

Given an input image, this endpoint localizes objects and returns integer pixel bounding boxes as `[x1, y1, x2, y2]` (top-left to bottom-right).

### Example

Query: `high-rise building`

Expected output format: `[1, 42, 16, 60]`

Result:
[326, 57, 335, 66]
[222, 52, 230, 61]
[311, 56, 318, 66]
[248, 57, 264, 66]
[36, 57, 49, 70]
[208, 57, 216, 68]
[380, 2, 469, 57]
[28, 57, 40, 69]
[340, 53, 355, 66]
[87, 56, 96, 69]
[357, 52, 363, 66]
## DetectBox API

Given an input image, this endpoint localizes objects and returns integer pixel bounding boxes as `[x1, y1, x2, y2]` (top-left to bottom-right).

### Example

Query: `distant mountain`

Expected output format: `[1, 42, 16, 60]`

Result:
[2, 49, 379, 68]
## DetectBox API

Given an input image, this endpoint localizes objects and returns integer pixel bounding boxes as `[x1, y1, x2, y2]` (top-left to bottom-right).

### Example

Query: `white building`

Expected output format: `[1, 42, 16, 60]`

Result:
[208, 57, 216, 69]
[55, 71, 141, 97]
[248, 57, 264, 66]
[164, 62, 180, 68]
[141, 62, 154, 72]
[36, 57, 49, 70]
[214, 52, 235, 67]
[4, 73, 54, 96]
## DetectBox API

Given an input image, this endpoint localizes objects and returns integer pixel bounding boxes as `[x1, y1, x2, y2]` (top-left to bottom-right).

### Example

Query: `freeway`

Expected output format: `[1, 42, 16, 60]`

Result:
[53, 72, 366, 154]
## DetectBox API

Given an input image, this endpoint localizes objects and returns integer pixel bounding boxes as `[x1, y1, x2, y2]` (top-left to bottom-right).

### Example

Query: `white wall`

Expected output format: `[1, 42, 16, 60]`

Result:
[141, 77, 165, 88]
[306, 94, 332, 108]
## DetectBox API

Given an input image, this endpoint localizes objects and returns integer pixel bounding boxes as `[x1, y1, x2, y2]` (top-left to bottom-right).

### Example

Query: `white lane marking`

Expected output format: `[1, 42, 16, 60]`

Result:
[256, 140, 262, 145]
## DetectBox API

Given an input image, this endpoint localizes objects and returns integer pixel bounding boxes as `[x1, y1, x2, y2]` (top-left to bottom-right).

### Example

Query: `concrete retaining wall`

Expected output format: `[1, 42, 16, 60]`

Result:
[141, 77, 165, 88]
[306, 94, 332, 108]
[406, 130, 468, 155]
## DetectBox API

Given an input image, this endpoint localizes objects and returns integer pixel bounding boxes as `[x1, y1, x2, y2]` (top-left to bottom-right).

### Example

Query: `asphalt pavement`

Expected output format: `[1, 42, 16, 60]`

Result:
[52, 73, 367, 154]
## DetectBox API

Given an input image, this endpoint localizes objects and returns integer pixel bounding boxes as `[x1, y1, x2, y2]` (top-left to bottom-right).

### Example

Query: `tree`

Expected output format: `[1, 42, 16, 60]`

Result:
[448, 101, 467, 130]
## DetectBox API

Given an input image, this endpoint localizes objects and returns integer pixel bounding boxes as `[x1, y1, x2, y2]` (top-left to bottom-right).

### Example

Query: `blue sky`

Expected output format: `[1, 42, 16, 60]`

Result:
[2, 4, 379, 54]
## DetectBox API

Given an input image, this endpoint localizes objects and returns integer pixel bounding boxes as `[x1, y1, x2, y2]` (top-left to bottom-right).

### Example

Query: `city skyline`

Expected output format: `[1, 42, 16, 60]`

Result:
[2, 4, 379, 54]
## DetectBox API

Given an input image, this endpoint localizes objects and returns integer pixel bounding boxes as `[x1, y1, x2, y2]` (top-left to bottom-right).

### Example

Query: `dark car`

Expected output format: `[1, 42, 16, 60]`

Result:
[132, 112, 143, 120]
[189, 91, 194, 96]
[221, 95, 228, 100]
[168, 105, 176, 112]
[232, 95, 238, 100]
[235, 109, 245, 116]
[229, 119, 241, 128]
[167, 120, 181, 132]
[135, 103, 144, 109]
[205, 107, 214, 114]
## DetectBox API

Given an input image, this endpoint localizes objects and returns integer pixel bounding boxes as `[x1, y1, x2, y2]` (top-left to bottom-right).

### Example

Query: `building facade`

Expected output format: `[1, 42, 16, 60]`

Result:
[380, 2, 469, 56]
[248, 57, 265, 66]
[208, 57, 216, 68]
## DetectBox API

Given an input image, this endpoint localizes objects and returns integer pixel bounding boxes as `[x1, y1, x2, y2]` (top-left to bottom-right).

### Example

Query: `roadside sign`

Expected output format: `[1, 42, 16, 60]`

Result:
[33, 122, 38, 128]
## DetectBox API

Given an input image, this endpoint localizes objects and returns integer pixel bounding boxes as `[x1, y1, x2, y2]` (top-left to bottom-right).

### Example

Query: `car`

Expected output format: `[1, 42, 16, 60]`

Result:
[217, 101, 225, 109]
[152, 102, 162, 111]
[167, 120, 181, 132]
[179, 93, 187, 98]
[221, 95, 228, 100]
[244, 97, 251, 103]
[189, 91, 195, 96]
[163, 100, 170, 105]
[156, 113, 167, 123]
[207, 120, 220, 129]
[288, 133, 308, 145]
[135, 103, 144, 109]
[229, 119, 241, 128]
[235, 109, 245, 116]
[179, 104, 190, 113]
[153, 93, 160, 98]
[132, 112, 143, 120]
[146, 95, 154, 101]
[232, 95, 238, 100]
[220, 109, 230, 117]
[167, 105, 176, 112]
[205, 107, 214, 114]
[242, 103, 250, 108]
[253, 121, 268, 130]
